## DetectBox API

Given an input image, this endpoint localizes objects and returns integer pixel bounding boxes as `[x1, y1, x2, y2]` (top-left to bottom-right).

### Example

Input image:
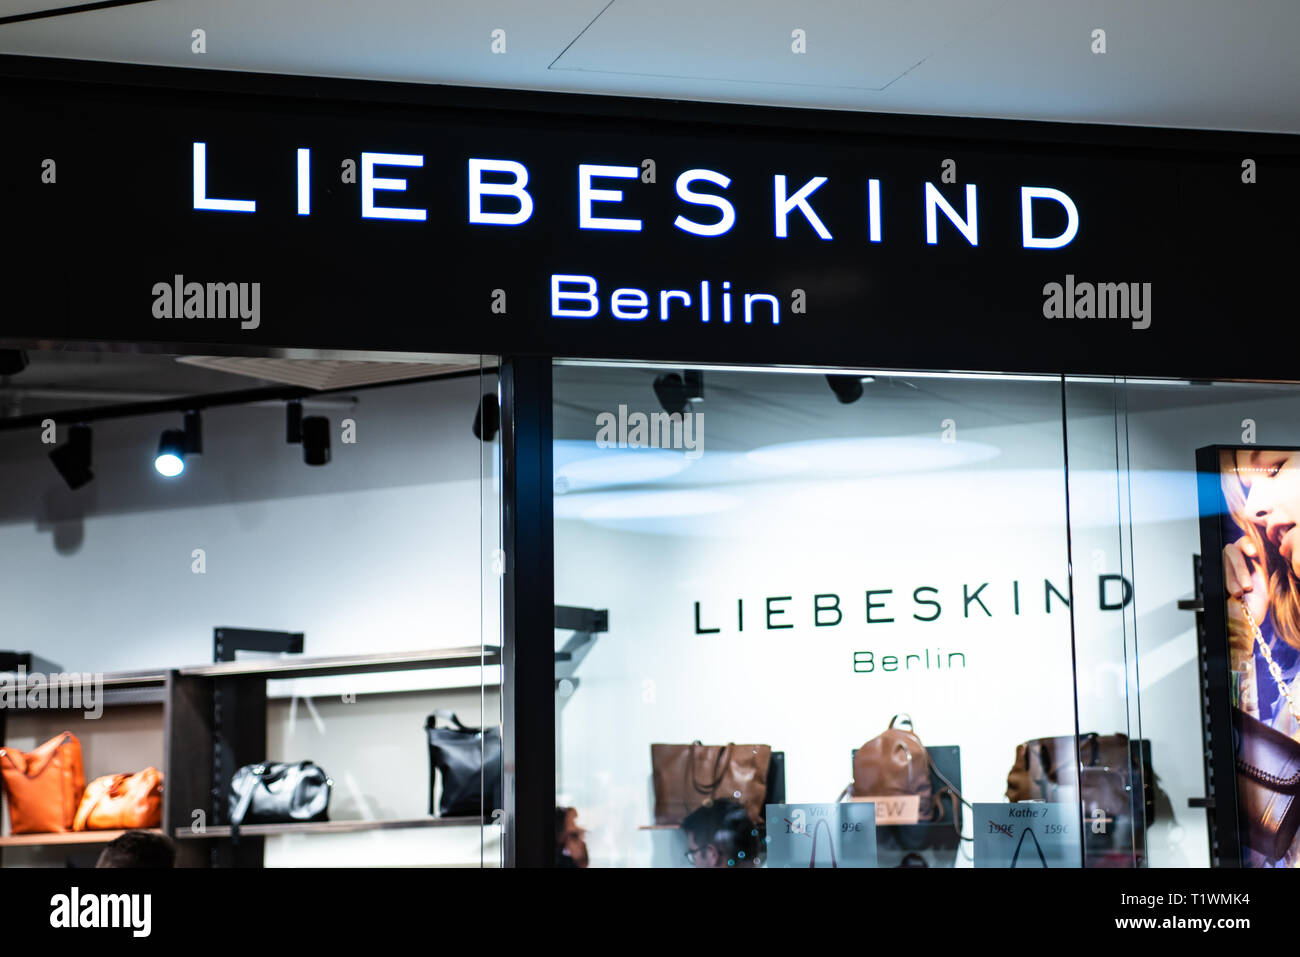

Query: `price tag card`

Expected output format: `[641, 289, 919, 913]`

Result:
[973, 803, 1080, 868]
[765, 802, 878, 868]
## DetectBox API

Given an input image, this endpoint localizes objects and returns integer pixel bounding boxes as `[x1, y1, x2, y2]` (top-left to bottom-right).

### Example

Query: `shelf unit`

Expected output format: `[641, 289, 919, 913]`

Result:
[0, 828, 164, 848]
[167, 644, 509, 867]
[173, 816, 482, 839]
[0, 669, 169, 866]
[2, 604, 607, 867]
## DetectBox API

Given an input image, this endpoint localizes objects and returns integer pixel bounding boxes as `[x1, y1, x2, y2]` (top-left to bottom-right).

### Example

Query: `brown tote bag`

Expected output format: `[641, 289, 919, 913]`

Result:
[651, 741, 771, 825]
[0, 731, 86, 834]
[74, 768, 164, 831]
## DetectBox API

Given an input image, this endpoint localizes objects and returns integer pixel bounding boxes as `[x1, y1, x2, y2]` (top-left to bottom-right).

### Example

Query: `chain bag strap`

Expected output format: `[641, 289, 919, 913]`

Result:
[1241, 598, 1300, 726]
[1232, 597, 1300, 860]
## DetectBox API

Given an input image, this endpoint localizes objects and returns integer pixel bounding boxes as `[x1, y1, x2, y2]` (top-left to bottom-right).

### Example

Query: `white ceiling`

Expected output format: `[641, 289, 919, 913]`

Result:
[1, 0, 1298, 133]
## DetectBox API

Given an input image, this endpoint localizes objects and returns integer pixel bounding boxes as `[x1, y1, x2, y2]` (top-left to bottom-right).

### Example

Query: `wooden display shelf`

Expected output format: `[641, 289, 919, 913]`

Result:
[173, 816, 485, 839]
[178, 646, 500, 680]
[0, 828, 163, 847]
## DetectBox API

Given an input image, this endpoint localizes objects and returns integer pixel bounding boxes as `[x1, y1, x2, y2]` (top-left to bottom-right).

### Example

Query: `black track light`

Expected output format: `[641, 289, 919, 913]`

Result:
[0, 350, 28, 376]
[183, 409, 203, 456]
[155, 411, 202, 477]
[826, 374, 865, 404]
[155, 429, 187, 477]
[653, 373, 690, 416]
[50, 424, 93, 490]
[286, 399, 303, 444]
[302, 415, 330, 466]
[683, 370, 704, 402]
[473, 393, 500, 441]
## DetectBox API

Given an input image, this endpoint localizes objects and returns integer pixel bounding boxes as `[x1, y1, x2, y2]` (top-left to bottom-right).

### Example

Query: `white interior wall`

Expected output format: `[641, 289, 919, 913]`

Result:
[554, 374, 1300, 869]
[0, 371, 499, 866]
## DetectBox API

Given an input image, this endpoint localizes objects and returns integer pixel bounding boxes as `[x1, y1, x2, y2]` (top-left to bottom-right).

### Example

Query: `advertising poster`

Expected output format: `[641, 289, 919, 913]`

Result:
[1206, 446, 1300, 867]
[765, 803, 878, 868]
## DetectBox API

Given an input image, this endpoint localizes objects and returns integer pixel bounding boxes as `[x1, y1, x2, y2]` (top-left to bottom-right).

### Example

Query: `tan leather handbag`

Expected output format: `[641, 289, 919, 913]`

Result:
[650, 741, 771, 825]
[74, 768, 164, 831]
[0, 731, 86, 833]
[852, 714, 935, 819]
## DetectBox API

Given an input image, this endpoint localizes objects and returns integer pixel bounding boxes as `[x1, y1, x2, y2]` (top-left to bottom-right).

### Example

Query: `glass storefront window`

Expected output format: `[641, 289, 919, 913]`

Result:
[553, 361, 1146, 868]
[0, 347, 502, 868]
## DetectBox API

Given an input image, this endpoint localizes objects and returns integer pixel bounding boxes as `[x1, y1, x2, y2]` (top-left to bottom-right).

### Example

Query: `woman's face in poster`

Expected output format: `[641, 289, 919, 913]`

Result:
[1237, 450, 1300, 578]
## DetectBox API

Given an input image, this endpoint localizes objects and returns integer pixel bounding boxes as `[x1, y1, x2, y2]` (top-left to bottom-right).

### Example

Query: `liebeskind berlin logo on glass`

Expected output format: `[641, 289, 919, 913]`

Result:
[1042, 275, 1151, 330]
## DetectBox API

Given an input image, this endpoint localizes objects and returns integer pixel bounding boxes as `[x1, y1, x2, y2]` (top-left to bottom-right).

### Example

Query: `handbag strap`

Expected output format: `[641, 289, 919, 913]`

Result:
[73, 775, 123, 832]
[925, 750, 973, 842]
[429, 710, 475, 732]
[229, 764, 268, 839]
[1010, 827, 1048, 867]
[1241, 597, 1300, 726]
[808, 818, 837, 868]
[687, 742, 731, 798]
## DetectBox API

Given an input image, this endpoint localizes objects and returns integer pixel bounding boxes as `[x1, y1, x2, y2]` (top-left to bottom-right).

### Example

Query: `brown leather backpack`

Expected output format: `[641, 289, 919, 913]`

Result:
[852, 714, 934, 819]
[0, 731, 86, 834]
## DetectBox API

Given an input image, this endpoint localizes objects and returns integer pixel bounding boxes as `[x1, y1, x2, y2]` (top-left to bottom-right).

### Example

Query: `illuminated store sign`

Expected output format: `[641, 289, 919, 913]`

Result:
[0, 59, 1294, 377]
[192, 143, 1081, 250]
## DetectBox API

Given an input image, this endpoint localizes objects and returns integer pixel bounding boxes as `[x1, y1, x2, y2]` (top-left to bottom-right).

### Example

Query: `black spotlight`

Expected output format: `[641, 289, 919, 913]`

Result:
[0, 350, 28, 376]
[286, 399, 303, 444]
[653, 373, 690, 415]
[183, 409, 203, 456]
[154, 429, 188, 477]
[155, 410, 202, 478]
[301, 415, 331, 466]
[826, 374, 864, 404]
[49, 423, 93, 490]
[473, 393, 500, 441]
[683, 369, 704, 402]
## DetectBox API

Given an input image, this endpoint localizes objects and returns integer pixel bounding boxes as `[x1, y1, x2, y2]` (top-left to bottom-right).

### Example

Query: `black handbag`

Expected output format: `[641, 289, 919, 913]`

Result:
[229, 761, 332, 837]
[1231, 595, 1300, 862]
[1233, 707, 1300, 861]
[425, 710, 502, 818]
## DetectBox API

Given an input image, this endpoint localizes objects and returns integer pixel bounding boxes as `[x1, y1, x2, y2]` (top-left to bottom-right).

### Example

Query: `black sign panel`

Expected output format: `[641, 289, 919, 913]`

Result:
[1, 56, 1297, 377]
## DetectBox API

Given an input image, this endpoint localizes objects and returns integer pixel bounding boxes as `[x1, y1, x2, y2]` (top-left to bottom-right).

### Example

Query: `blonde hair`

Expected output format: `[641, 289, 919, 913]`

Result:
[1221, 449, 1300, 651]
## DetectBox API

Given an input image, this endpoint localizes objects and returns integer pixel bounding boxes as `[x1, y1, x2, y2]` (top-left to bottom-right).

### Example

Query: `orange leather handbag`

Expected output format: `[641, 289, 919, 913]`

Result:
[74, 768, 163, 831]
[0, 731, 86, 833]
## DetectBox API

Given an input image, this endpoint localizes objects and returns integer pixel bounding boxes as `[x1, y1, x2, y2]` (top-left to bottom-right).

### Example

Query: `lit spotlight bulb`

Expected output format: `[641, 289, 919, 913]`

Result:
[155, 429, 187, 477]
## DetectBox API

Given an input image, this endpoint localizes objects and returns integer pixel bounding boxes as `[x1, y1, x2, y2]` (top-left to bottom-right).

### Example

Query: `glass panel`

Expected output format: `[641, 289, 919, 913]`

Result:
[0, 346, 495, 868]
[1066, 377, 1300, 869]
[478, 357, 505, 867]
[553, 361, 1110, 868]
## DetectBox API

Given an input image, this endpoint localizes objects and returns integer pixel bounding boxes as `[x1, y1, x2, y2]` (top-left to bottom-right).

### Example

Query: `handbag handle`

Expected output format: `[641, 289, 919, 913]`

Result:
[686, 741, 732, 802]
[229, 764, 269, 840]
[808, 818, 837, 868]
[73, 774, 127, 832]
[1010, 827, 1048, 867]
[888, 714, 915, 732]
[429, 710, 475, 732]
